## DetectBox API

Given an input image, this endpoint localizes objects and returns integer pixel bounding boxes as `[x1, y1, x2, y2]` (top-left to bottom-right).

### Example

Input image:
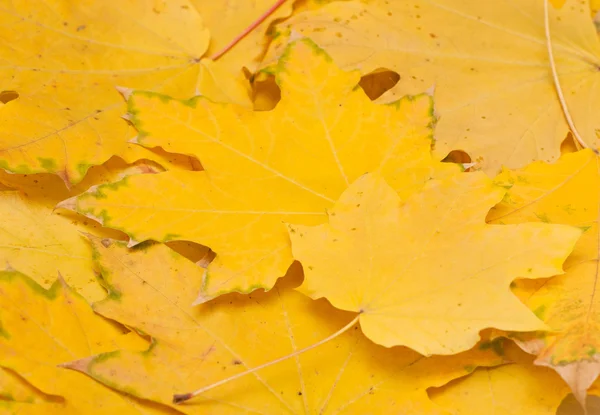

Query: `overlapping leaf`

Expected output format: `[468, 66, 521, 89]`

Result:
[59, 39, 459, 302]
[1, 0, 597, 411]
[0, 0, 288, 183]
[289, 172, 581, 354]
[0, 270, 171, 414]
[266, 0, 600, 173]
[429, 352, 573, 414]
[0, 0, 207, 183]
[65, 236, 505, 414]
[0, 158, 163, 302]
[488, 149, 600, 404]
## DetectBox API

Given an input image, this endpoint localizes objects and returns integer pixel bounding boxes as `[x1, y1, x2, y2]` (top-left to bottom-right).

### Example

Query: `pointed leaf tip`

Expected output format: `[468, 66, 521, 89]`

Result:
[115, 86, 134, 101]
[55, 196, 77, 211]
[58, 356, 94, 371]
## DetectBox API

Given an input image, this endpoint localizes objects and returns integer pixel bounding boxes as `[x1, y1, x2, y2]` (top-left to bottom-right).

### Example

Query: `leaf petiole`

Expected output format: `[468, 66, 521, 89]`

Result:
[210, 0, 288, 61]
[543, 0, 596, 153]
[173, 313, 361, 404]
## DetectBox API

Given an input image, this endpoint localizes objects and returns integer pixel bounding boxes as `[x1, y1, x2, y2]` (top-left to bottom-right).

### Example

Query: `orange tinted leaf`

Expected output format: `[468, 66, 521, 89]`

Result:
[289, 173, 581, 354]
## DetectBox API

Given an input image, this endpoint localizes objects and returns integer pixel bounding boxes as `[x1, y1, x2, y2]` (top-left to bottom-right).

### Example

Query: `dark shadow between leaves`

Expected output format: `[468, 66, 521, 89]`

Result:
[358, 69, 400, 101]
[0, 90, 18, 104]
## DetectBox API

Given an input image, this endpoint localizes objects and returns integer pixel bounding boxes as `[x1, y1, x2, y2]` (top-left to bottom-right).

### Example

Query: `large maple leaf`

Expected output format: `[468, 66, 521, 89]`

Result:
[59, 39, 459, 302]
[0, 271, 169, 413]
[64, 235, 505, 414]
[0, 0, 290, 184]
[289, 172, 581, 354]
[487, 149, 600, 405]
[266, 0, 600, 173]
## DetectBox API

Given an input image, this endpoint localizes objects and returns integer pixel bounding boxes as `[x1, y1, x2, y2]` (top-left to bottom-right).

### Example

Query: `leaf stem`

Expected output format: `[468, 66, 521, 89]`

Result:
[210, 0, 288, 61]
[543, 0, 594, 152]
[173, 313, 361, 404]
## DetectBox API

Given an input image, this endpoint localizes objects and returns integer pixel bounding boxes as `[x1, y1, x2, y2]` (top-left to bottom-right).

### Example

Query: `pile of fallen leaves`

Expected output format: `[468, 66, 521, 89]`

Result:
[2, 0, 600, 413]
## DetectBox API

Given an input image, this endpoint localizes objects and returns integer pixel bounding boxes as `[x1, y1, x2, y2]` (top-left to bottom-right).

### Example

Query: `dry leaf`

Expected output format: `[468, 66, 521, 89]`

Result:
[289, 172, 581, 354]
[58, 39, 458, 302]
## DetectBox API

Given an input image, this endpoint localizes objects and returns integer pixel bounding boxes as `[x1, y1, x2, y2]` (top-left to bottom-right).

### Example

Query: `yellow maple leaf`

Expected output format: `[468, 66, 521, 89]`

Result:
[0, 271, 165, 414]
[289, 172, 581, 354]
[0, 157, 167, 302]
[63, 236, 506, 414]
[0, 0, 208, 184]
[266, 0, 600, 173]
[0, 0, 287, 184]
[0, 191, 105, 301]
[58, 39, 459, 302]
[488, 149, 600, 405]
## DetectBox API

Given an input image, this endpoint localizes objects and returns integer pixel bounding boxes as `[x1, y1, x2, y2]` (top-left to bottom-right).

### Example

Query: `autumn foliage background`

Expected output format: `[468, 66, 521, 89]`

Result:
[2, 0, 600, 414]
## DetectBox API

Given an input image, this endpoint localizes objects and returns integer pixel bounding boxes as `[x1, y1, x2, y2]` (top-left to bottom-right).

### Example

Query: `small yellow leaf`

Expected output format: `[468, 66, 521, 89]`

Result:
[65, 237, 506, 414]
[60, 39, 459, 301]
[290, 172, 581, 354]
